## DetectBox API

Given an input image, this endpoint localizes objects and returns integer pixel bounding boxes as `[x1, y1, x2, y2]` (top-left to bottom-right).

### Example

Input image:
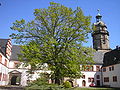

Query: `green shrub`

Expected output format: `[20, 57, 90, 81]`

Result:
[63, 81, 72, 88]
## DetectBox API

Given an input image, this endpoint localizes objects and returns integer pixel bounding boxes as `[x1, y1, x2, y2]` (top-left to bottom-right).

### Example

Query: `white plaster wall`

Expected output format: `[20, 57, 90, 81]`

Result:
[77, 65, 102, 87]
[9, 68, 51, 86]
[9, 69, 28, 86]
[0, 53, 9, 85]
[9, 61, 14, 68]
[102, 64, 120, 87]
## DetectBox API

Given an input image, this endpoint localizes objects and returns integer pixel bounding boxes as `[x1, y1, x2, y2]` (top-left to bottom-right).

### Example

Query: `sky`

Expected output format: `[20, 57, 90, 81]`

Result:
[0, 0, 120, 49]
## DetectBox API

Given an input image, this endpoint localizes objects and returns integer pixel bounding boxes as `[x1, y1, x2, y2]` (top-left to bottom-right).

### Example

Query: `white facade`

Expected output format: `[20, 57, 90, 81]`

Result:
[76, 65, 102, 87]
[102, 64, 120, 88]
[0, 53, 9, 85]
[9, 62, 51, 86]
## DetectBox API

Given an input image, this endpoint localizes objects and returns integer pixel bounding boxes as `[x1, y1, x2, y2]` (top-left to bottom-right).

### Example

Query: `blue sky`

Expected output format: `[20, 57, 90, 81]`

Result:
[0, 0, 120, 49]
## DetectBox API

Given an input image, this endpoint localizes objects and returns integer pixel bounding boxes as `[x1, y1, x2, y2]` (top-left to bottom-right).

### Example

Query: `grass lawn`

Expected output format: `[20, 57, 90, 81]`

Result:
[73, 87, 120, 90]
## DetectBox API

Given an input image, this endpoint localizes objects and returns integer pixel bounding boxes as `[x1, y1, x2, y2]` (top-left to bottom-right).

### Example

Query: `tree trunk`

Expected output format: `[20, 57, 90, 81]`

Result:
[55, 77, 61, 85]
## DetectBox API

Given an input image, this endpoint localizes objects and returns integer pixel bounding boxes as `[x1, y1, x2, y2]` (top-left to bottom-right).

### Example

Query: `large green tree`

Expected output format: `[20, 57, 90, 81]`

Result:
[10, 2, 94, 84]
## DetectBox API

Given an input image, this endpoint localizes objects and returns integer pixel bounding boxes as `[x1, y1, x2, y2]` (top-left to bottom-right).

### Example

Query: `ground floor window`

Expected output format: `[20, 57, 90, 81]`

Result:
[104, 77, 109, 82]
[113, 76, 117, 82]
[82, 75, 85, 79]
[0, 73, 2, 81]
[88, 78, 94, 83]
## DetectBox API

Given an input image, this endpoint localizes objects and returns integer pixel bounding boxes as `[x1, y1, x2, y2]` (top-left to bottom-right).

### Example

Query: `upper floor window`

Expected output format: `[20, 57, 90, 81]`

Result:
[0, 55, 2, 63]
[109, 66, 114, 71]
[96, 75, 100, 79]
[109, 67, 111, 71]
[112, 66, 114, 71]
[4, 59, 7, 66]
[82, 75, 85, 79]
[113, 76, 117, 82]
[14, 62, 20, 68]
[103, 67, 106, 72]
[82, 65, 94, 71]
[96, 66, 100, 71]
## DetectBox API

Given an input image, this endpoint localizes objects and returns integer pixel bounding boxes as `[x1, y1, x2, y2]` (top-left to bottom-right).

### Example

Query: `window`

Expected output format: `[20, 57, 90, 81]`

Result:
[109, 67, 111, 71]
[96, 75, 100, 79]
[113, 76, 117, 82]
[4, 59, 7, 66]
[88, 78, 94, 82]
[84, 65, 94, 71]
[96, 66, 100, 71]
[88, 78, 91, 82]
[90, 66, 94, 71]
[0, 55, 2, 63]
[104, 77, 109, 82]
[14, 62, 20, 68]
[112, 66, 114, 71]
[0, 73, 2, 81]
[82, 75, 85, 79]
[103, 68, 106, 72]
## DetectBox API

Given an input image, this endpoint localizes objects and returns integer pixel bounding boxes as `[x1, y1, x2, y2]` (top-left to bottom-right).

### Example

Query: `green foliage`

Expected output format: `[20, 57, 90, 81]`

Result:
[10, 2, 94, 84]
[26, 74, 65, 90]
[63, 81, 72, 88]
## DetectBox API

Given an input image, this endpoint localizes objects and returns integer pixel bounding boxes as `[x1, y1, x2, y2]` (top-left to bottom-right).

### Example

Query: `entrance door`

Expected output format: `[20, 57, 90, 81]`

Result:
[11, 76, 17, 85]
[9, 70, 21, 85]
[82, 80, 86, 86]
[96, 80, 100, 86]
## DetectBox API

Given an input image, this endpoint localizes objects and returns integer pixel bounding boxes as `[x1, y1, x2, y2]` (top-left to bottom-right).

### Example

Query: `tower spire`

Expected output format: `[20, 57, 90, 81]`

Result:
[92, 11, 110, 51]
[96, 9, 102, 22]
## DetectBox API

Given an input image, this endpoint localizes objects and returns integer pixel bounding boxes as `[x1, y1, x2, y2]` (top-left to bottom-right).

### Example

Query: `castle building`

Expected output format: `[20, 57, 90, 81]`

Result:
[76, 11, 110, 87]
[0, 12, 119, 87]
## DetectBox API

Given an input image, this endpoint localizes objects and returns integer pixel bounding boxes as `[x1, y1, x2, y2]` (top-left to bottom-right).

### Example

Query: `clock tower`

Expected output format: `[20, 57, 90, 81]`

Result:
[92, 10, 110, 51]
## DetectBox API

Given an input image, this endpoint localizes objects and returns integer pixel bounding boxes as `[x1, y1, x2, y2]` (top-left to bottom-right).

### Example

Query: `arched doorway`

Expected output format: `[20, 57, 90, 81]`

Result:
[82, 80, 86, 86]
[11, 76, 21, 85]
[9, 70, 21, 85]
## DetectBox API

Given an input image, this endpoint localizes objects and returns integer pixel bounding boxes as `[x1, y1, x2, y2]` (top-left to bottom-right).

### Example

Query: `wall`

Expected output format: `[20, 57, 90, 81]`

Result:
[76, 65, 102, 87]
[0, 53, 9, 85]
[102, 64, 120, 87]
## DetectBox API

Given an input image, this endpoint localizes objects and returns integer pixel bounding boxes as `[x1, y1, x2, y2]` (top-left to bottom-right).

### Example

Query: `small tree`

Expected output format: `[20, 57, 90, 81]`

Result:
[10, 2, 94, 85]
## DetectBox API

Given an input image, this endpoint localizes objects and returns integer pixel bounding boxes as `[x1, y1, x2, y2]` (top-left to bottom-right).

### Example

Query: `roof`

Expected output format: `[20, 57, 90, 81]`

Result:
[10, 45, 107, 65]
[0, 39, 9, 55]
[103, 47, 120, 67]
[10, 45, 21, 61]
[93, 51, 106, 64]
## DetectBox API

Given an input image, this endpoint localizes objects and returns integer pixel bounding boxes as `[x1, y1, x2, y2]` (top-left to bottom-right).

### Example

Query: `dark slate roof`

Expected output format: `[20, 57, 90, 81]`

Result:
[103, 47, 120, 67]
[93, 51, 106, 64]
[10, 45, 107, 65]
[0, 39, 9, 55]
[10, 45, 21, 61]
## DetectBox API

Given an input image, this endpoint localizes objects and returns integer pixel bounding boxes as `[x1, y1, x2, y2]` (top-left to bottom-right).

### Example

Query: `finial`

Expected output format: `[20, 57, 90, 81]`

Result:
[96, 9, 102, 22]
[97, 9, 100, 15]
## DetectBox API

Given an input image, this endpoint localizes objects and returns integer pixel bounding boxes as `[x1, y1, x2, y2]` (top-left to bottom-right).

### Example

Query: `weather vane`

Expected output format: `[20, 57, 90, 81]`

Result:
[97, 9, 100, 15]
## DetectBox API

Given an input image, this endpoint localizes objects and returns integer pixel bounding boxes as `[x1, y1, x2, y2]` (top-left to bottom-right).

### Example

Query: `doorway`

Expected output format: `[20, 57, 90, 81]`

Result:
[11, 76, 20, 85]
[82, 80, 86, 86]
[96, 80, 100, 86]
[9, 70, 21, 85]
